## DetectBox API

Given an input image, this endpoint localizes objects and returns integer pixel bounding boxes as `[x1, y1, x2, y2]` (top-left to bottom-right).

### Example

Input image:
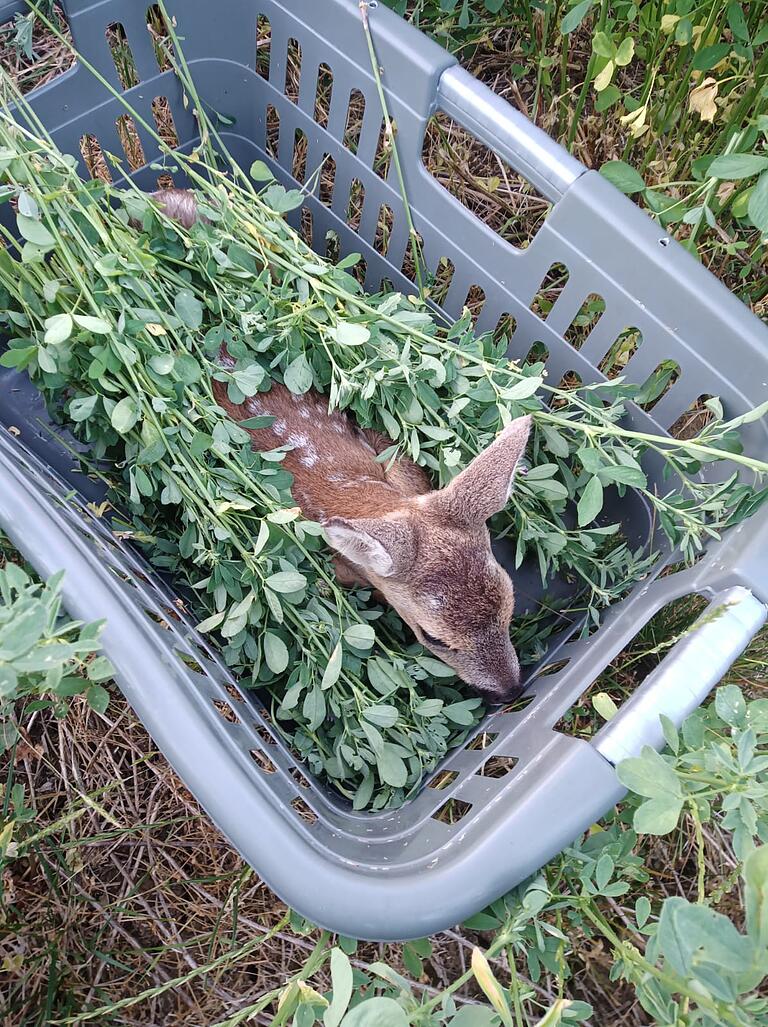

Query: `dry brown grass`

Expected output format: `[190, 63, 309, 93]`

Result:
[0, 5, 73, 95]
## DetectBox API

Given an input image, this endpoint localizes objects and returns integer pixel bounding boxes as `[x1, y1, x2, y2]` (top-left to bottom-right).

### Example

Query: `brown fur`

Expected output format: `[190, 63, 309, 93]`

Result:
[159, 188, 533, 702]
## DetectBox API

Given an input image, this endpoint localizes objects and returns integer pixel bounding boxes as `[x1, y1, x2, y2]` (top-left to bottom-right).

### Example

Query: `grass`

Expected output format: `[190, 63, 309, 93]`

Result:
[1, 1, 768, 1024]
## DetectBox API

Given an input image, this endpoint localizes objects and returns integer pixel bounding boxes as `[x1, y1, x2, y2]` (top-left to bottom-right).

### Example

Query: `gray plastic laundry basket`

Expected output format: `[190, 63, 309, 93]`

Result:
[2, 0, 768, 942]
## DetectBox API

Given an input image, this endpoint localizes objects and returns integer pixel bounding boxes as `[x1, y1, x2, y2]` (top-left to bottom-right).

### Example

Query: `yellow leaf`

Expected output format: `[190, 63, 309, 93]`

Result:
[145, 323, 167, 336]
[661, 14, 680, 32]
[620, 104, 648, 138]
[535, 1000, 573, 1027]
[594, 60, 615, 92]
[0, 820, 14, 854]
[277, 981, 300, 1013]
[688, 77, 719, 123]
[471, 948, 512, 1027]
[297, 983, 329, 1007]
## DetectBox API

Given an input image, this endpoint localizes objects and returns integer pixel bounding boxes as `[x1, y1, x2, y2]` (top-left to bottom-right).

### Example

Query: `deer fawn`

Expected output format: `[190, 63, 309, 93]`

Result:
[153, 189, 532, 702]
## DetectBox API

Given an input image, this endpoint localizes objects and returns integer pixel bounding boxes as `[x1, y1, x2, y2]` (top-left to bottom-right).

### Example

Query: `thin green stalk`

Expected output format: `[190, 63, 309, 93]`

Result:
[566, 0, 609, 150]
[359, 1, 426, 298]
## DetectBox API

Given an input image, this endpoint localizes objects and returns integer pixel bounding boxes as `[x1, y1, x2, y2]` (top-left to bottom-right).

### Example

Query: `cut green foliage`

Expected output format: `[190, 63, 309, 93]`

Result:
[1, 76, 767, 809]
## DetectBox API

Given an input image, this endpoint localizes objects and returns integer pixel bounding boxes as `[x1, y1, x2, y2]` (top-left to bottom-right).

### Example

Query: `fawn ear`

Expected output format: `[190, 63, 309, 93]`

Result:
[437, 415, 532, 526]
[322, 516, 415, 578]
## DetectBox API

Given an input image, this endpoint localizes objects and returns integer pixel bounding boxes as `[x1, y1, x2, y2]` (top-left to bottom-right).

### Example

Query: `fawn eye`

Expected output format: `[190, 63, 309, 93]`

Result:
[420, 628, 446, 649]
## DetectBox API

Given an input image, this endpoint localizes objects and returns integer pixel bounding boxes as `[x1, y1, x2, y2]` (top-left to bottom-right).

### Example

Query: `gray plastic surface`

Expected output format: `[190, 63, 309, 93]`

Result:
[2, 0, 768, 941]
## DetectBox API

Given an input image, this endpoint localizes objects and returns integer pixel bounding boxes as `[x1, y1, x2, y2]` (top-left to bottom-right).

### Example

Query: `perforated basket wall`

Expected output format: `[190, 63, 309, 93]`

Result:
[2, 0, 768, 940]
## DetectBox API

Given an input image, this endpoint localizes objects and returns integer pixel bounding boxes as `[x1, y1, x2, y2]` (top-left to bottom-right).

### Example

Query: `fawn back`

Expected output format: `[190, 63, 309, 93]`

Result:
[156, 188, 532, 702]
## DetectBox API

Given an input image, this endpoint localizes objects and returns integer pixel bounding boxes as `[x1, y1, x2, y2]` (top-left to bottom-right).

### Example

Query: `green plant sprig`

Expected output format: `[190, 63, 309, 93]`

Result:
[1, 44, 767, 809]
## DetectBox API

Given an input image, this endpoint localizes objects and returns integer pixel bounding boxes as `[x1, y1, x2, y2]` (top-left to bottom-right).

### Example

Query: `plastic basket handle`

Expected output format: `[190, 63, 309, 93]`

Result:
[436, 65, 585, 204]
[593, 586, 767, 766]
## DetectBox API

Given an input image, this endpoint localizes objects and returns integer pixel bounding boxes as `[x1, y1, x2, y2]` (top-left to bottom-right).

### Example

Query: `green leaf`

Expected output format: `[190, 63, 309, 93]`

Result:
[503, 375, 542, 400]
[727, 2, 750, 42]
[417, 656, 456, 678]
[376, 744, 408, 788]
[110, 396, 140, 434]
[266, 570, 307, 593]
[747, 171, 768, 233]
[150, 354, 175, 375]
[343, 623, 376, 650]
[707, 154, 768, 180]
[174, 289, 204, 330]
[443, 700, 481, 726]
[635, 896, 651, 929]
[660, 714, 679, 755]
[331, 322, 371, 346]
[17, 213, 55, 247]
[353, 772, 375, 811]
[614, 36, 635, 66]
[250, 159, 275, 181]
[413, 698, 444, 717]
[692, 42, 730, 71]
[363, 704, 399, 729]
[0, 664, 18, 698]
[303, 685, 326, 731]
[591, 31, 615, 59]
[448, 1009, 497, 1027]
[195, 610, 227, 633]
[324, 948, 354, 1027]
[86, 656, 114, 682]
[283, 354, 313, 395]
[340, 997, 408, 1027]
[595, 84, 621, 112]
[560, 0, 594, 35]
[321, 641, 343, 690]
[86, 683, 110, 715]
[600, 160, 645, 195]
[231, 364, 265, 396]
[633, 796, 683, 834]
[577, 475, 604, 526]
[69, 395, 98, 422]
[616, 747, 682, 799]
[657, 896, 755, 978]
[264, 632, 289, 674]
[17, 189, 38, 218]
[73, 314, 111, 334]
[0, 601, 47, 660]
[36, 347, 57, 373]
[715, 683, 746, 726]
[263, 184, 304, 213]
[44, 313, 73, 345]
[744, 844, 768, 947]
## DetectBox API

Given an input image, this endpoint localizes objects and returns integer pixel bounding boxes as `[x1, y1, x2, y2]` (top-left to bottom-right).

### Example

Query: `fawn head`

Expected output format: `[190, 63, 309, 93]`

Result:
[323, 416, 532, 703]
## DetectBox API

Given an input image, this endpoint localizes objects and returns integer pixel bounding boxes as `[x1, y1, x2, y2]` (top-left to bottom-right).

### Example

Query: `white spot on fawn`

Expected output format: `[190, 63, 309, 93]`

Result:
[328, 473, 345, 482]
[272, 419, 286, 436]
[300, 443, 319, 467]
[286, 433, 309, 449]
[299, 407, 310, 419]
